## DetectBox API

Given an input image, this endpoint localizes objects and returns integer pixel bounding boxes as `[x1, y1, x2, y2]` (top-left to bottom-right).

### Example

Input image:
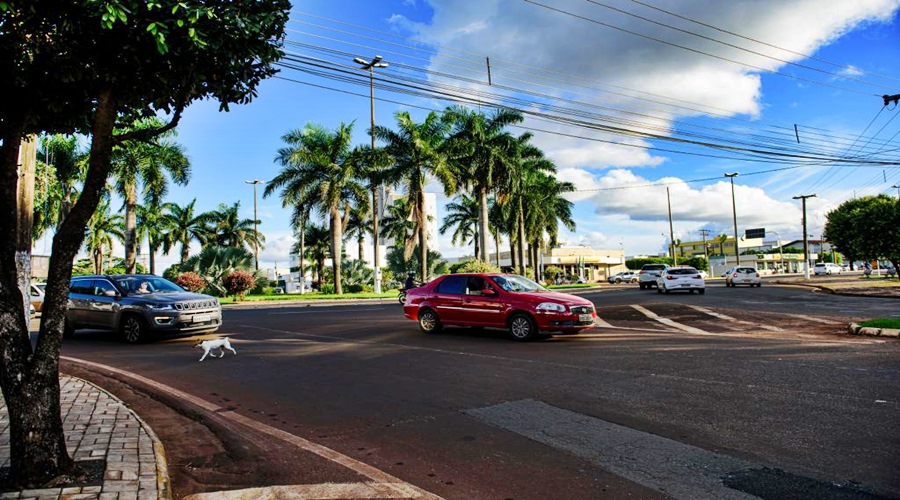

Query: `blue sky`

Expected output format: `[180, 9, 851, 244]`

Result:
[59, 0, 900, 271]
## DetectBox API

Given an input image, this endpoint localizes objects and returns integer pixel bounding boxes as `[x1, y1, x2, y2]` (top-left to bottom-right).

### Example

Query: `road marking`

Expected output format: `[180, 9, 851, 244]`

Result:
[630, 305, 711, 335]
[784, 314, 841, 325]
[267, 307, 386, 315]
[686, 305, 783, 332]
[184, 482, 429, 499]
[62, 357, 442, 500]
[467, 399, 757, 499]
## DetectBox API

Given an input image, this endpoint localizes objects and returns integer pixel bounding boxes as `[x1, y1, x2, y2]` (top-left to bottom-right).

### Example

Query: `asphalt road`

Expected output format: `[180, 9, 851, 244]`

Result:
[58, 283, 900, 499]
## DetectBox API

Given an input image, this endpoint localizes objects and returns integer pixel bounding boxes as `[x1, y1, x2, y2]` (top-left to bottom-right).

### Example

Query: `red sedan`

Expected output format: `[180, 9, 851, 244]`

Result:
[403, 273, 597, 341]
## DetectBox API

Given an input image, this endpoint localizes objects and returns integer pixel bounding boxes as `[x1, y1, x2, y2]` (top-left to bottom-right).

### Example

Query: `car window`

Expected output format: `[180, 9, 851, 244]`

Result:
[92, 279, 118, 297]
[643, 265, 666, 271]
[465, 276, 488, 295]
[69, 280, 92, 295]
[738, 268, 756, 273]
[668, 268, 698, 275]
[491, 275, 547, 293]
[434, 275, 468, 295]
[113, 276, 183, 294]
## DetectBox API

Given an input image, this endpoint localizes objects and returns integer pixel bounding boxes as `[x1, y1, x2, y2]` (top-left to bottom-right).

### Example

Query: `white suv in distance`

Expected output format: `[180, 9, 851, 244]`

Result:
[638, 264, 669, 289]
[725, 267, 761, 287]
[814, 263, 842, 275]
[656, 266, 706, 294]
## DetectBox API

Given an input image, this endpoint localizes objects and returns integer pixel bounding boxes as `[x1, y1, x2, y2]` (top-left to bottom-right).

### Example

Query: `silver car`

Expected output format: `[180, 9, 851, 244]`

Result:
[66, 274, 222, 343]
[725, 266, 761, 287]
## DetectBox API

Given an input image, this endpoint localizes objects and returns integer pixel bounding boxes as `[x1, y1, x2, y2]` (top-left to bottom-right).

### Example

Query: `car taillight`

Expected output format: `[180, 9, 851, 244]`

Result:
[732, 273, 738, 278]
[693, 275, 702, 279]
[666, 275, 676, 280]
[639, 270, 645, 274]
[755, 273, 759, 277]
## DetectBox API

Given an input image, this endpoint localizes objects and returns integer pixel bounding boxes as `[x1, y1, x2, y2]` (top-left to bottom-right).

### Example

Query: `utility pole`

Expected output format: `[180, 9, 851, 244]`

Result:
[16, 136, 36, 320]
[354, 55, 389, 294]
[699, 229, 710, 262]
[666, 187, 676, 265]
[892, 184, 900, 200]
[725, 173, 740, 266]
[245, 179, 263, 270]
[793, 194, 816, 279]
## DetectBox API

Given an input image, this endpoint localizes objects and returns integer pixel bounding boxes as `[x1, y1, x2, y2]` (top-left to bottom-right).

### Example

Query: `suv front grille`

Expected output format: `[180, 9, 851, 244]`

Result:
[174, 300, 218, 311]
[570, 305, 593, 315]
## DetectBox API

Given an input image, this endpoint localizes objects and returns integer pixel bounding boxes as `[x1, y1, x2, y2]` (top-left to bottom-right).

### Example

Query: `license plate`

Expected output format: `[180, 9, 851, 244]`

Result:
[192, 314, 211, 323]
[578, 314, 592, 323]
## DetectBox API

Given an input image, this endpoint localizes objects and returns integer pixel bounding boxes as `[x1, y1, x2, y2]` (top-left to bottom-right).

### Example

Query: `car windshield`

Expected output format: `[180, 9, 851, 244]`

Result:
[114, 276, 184, 294]
[491, 275, 547, 293]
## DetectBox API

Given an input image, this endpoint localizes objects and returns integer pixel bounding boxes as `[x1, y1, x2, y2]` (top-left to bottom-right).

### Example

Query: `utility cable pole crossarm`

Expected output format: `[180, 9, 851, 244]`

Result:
[354, 54, 389, 294]
[793, 194, 817, 279]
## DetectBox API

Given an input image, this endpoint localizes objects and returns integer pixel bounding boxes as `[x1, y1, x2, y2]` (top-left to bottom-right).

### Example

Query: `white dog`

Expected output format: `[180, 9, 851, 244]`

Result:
[194, 337, 237, 362]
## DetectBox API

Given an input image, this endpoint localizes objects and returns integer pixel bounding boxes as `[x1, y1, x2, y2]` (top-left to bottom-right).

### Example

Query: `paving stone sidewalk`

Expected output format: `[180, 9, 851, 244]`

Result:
[0, 376, 169, 500]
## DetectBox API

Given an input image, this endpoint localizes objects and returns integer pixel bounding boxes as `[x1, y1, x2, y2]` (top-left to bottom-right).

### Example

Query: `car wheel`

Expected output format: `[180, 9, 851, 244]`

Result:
[63, 317, 75, 339]
[121, 315, 147, 344]
[508, 313, 537, 341]
[656, 287, 662, 294]
[664, 286, 670, 294]
[639, 283, 644, 290]
[631, 278, 639, 283]
[757, 283, 762, 287]
[418, 309, 442, 334]
[699, 289, 706, 295]
[615, 278, 622, 284]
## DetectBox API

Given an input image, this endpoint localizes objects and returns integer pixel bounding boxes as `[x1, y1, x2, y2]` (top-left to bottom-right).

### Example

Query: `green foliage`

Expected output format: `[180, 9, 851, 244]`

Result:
[319, 283, 335, 294]
[543, 265, 564, 281]
[456, 258, 501, 273]
[104, 258, 146, 275]
[680, 256, 708, 271]
[71, 258, 95, 276]
[859, 318, 900, 329]
[162, 264, 180, 281]
[178, 246, 257, 296]
[342, 259, 374, 289]
[626, 257, 673, 269]
[346, 284, 365, 293]
[385, 245, 448, 280]
[825, 195, 900, 271]
[817, 251, 843, 264]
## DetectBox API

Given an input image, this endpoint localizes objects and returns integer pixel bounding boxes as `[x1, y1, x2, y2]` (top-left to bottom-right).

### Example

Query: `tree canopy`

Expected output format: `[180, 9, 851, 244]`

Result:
[824, 194, 900, 274]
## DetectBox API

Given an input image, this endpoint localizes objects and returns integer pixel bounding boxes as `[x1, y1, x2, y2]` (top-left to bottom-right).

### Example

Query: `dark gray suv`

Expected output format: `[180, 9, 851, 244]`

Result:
[66, 274, 222, 343]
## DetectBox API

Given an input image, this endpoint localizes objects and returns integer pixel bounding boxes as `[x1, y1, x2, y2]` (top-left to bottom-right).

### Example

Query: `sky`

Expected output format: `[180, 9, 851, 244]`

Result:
[44, 0, 900, 272]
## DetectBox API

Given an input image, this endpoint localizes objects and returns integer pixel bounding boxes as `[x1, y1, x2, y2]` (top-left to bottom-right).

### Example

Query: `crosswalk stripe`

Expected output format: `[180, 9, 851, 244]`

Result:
[630, 305, 711, 335]
[686, 305, 783, 332]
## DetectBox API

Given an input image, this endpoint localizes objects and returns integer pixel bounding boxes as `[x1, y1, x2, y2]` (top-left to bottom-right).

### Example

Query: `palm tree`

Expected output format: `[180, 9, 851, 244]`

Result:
[33, 134, 85, 240]
[205, 201, 265, 251]
[349, 145, 393, 292]
[523, 170, 576, 281]
[344, 205, 371, 263]
[267, 122, 368, 294]
[440, 193, 479, 257]
[110, 118, 190, 273]
[295, 222, 330, 285]
[444, 106, 522, 262]
[84, 199, 125, 274]
[488, 199, 507, 267]
[135, 203, 167, 275]
[161, 199, 211, 264]
[375, 111, 454, 281]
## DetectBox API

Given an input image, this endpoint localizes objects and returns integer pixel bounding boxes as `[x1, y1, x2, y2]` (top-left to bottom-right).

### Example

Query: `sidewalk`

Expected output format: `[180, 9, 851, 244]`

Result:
[0, 376, 169, 500]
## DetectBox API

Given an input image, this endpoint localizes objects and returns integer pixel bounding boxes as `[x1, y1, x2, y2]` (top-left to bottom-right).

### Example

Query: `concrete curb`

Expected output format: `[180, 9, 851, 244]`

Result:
[847, 323, 900, 338]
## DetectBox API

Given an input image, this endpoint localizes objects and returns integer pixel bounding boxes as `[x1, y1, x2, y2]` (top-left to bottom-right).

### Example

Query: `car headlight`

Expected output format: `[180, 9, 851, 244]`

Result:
[535, 302, 567, 313]
[144, 303, 174, 311]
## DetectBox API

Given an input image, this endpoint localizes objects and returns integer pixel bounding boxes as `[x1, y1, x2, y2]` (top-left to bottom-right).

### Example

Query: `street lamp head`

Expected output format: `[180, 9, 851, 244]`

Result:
[724, 172, 739, 178]
[353, 57, 367, 65]
[374, 62, 389, 68]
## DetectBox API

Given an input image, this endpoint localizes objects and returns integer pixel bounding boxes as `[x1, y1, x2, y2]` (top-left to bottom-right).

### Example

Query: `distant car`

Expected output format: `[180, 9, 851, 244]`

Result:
[608, 271, 638, 284]
[656, 266, 705, 294]
[638, 264, 669, 289]
[66, 274, 222, 343]
[403, 273, 597, 341]
[30, 283, 45, 312]
[814, 263, 842, 275]
[725, 267, 761, 287]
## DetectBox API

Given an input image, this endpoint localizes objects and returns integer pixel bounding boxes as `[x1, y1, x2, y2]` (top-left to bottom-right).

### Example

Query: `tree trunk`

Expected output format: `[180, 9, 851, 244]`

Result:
[517, 202, 527, 276]
[419, 190, 428, 281]
[494, 232, 500, 267]
[509, 238, 517, 271]
[124, 182, 137, 274]
[181, 238, 190, 264]
[330, 208, 343, 295]
[477, 186, 488, 261]
[358, 235, 365, 265]
[299, 219, 306, 294]
[148, 240, 157, 275]
[0, 89, 118, 487]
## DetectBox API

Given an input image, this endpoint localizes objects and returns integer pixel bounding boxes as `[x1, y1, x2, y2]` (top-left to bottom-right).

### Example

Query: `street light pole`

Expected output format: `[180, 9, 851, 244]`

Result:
[245, 179, 263, 271]
[793, 194, 816, 279]
[354, 55, 389, 294]
[892, 184, 900, 200]
[666, 186, 676, 265]
[769, 230, 783, 274]
[725, 173, 740, 266]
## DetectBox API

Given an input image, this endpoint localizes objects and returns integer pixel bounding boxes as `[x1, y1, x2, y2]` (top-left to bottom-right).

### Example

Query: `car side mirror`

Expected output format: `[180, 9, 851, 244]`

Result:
[482, 288, 497, 296]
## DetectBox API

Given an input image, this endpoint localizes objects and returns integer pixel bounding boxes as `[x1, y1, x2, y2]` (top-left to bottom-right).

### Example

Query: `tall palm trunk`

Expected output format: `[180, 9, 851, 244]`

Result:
[358, 235, 365, 264]
[180, 239, 190, 264]
[517, 201, 526, 275]
[299, 219, 306, 294]
[418, 189, 428, 281]
[477, 186, 489, 261]
[148, 238, 156, 275]
[124, 182, 137, 274]
[330, 208, 343, 294]
[494, 232, 501, 267]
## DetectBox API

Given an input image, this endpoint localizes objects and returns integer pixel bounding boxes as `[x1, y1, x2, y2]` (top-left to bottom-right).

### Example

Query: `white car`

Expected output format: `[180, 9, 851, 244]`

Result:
[725, 267, 761, 287]
[656, 266, 706, 294]
[814, 263, 843, 275]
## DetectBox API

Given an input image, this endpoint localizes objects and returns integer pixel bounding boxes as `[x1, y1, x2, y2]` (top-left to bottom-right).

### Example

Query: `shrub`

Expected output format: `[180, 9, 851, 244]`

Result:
[174, 272, 206, 292]
[346, 283, 365, 293]
[456, 258, 501, 273]
[223, 270, 256, 301]
[320, 283, 335, 294]
[543, 265, 564, 282]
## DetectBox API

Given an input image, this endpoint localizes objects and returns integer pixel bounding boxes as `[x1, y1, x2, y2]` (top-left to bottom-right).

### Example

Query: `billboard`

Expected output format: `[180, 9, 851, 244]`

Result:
[745, 228, 765, 239]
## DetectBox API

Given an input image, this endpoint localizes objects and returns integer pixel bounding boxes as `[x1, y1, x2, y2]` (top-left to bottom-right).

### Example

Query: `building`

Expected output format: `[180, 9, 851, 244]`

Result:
[452, 245, 627, 282]
[668, 236, 763, 260]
